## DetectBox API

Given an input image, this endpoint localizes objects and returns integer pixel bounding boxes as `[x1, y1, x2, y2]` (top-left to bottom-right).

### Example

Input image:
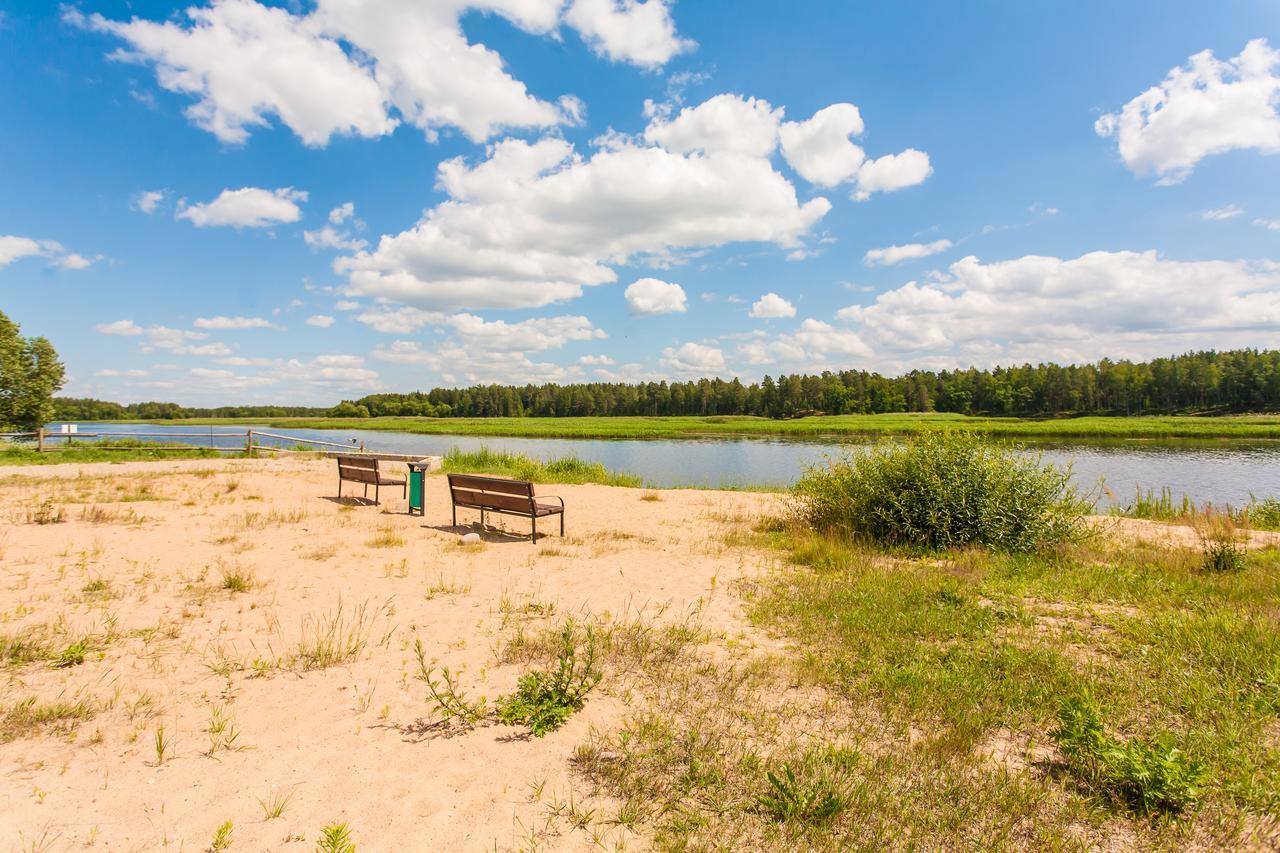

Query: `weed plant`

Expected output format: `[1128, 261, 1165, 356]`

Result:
[1053, 696, 1206, 815]
[497, 621, 601, 736]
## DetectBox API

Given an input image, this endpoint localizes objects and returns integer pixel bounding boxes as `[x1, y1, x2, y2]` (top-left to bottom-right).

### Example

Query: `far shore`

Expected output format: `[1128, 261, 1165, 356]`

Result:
[57, 411, 1280, 441]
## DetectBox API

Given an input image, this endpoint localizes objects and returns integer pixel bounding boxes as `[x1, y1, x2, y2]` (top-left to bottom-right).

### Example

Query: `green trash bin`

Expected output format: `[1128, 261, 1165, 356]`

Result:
[408, 460, 431, 516]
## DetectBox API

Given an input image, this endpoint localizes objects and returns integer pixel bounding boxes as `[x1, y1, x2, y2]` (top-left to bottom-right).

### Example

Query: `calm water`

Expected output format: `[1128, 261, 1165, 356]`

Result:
[43, 422, 1280, 508]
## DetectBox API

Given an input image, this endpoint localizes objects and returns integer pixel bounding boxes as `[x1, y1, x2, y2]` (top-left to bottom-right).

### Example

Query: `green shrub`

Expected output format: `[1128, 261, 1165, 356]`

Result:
[497, 621, 601, 737]
[792, 431, 1089, 551]
[1053, 696, 1206, 815]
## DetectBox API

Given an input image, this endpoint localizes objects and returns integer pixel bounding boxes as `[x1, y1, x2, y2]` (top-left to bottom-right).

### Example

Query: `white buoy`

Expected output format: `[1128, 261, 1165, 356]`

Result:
[461, 532, 481, 544]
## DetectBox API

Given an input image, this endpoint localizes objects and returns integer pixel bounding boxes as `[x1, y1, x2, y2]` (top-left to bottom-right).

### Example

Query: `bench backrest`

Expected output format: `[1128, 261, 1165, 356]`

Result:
[337, 455, 380, 484]
[447, 473, 535, 513]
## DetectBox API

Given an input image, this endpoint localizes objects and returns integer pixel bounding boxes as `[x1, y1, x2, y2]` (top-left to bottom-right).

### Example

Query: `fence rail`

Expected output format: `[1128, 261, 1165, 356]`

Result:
[2, 428, 371, 456]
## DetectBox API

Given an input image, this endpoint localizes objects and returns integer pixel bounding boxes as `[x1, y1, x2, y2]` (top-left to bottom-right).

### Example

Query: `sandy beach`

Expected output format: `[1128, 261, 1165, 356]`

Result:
[3, 457, 1277, 851]
[0, 457, 783, 851]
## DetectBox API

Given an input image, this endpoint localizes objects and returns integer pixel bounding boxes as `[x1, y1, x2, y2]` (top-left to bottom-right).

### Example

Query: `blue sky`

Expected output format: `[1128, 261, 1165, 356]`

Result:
[1, 0, 1278, 405]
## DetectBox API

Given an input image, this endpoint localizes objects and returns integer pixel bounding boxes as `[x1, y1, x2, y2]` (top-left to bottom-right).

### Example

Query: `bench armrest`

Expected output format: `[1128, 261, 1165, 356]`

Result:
[539, 495, 564, 508]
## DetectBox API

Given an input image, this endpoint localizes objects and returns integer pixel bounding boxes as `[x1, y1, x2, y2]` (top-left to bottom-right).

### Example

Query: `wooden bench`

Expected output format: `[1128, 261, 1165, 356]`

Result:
[447, 473, 564, 542]
[336, 455, 406, 505]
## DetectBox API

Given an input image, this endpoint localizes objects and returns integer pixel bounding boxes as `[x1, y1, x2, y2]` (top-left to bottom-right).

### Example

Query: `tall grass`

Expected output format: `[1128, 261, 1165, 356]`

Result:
[792, 431, 1090, 552]
[441, 447, 642, 487]
[1113, 487, 1280, 531]
[0, 440, 227, 466]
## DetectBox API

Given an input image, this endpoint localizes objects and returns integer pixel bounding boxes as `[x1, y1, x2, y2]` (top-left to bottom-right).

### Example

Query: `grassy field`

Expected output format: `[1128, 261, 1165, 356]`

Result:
[114, 412, 1280, 440]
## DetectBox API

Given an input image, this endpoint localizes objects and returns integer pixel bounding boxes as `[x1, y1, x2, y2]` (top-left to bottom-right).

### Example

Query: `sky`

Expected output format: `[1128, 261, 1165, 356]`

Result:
[1, 0, 1279, 406]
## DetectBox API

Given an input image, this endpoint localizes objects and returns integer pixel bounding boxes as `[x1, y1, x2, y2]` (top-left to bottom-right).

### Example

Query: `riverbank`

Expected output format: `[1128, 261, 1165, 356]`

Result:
[103, 412, 1280, 440]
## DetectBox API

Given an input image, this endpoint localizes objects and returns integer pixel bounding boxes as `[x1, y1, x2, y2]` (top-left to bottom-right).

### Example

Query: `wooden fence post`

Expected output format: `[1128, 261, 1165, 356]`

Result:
[246, 430, 254, 458]
[37, 428, 45, 452]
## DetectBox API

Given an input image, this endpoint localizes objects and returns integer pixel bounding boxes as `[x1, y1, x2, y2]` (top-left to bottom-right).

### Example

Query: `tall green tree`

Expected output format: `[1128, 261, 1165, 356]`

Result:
[0, 310, 66, 430]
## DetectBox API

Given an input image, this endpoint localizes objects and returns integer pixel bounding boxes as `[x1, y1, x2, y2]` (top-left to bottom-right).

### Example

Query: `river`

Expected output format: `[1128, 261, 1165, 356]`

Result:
[42, 422, 1280, 509]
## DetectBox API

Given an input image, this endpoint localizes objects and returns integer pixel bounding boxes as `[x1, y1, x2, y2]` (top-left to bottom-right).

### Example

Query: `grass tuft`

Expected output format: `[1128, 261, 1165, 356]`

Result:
[442, 447, 642, 487]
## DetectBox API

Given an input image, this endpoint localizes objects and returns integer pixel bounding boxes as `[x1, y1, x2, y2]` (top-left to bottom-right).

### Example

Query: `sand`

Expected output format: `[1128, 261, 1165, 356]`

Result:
[1, 456, 1272, 851]
[0, 457, 780, 851]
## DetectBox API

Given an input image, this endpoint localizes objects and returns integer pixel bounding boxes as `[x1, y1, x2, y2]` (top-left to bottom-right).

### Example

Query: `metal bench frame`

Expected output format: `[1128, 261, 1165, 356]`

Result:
[446, 473, 564, 542]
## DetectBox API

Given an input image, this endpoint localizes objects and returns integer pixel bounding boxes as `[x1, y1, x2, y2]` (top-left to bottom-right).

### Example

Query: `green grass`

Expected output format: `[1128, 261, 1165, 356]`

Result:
[115, 412, 1280, 440]
[0, 440, 230, 466]
[738, 527, 1280, 842]
[440, 447, 643, 487]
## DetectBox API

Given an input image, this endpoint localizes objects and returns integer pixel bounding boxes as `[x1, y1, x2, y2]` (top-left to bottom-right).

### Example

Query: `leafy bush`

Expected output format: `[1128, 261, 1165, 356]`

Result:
[755, 764, 848, 825]
[792, 431, 1089, 551]
[1053, 696, 1206, 815]
[497, 621, 601, 737]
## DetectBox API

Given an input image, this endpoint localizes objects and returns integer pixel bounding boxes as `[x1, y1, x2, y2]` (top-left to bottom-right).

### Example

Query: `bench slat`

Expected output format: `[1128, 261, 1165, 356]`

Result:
[446, 474, 534, 497]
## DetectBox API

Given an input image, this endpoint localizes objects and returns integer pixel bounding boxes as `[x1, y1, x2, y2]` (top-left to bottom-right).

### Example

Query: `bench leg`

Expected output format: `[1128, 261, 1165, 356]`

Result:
[531, 515, 537, 543]
[560, 512, 565, 536]
[480, 508, 486, 528]
[451, 505, 456, 527]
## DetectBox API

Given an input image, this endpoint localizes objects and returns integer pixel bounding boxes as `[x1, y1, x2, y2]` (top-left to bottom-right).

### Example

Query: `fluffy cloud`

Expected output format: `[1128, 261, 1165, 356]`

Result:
[738, 319, 871, 366]
[1, 235, 99, 270]
[306, 314, 337, 328]
[779, 103, 865, 186]
[371, 340, 586, 385]
[0, 236, 44, 267]
[448, 313, 606, 352]
[863, 239, 952, 267]
[193, 315, 281, 330]
[835, 250, 1280, 366]
[338, 124, 830, 310]
[355, 306, 443, 334]
[96, 320, 232, 356]
[625, 277, 687, 315]
[660, 341, 725, 375]
[71, 0, 689, 147]
[1256, 218, 1280, 232]
[851, 149, 933, 201]
[1202, 204, 1243, 221]
[132, 189, 167, 213]
[178, 187, 307, 228]
[95, 319, 144, 336]
[748, 292, 796, 318]
[643, 94, 781, 157]
[777, 104, 931, 200]
[565, 0, 693, 68]
[1095, 39, 1280, 184]
[305, 202, 367, 250]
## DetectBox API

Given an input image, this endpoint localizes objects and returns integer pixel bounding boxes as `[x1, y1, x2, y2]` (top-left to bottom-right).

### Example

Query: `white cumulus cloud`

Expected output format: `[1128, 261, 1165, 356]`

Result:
[70, 0, 691, 147]
[625, 277, 687, 315]
[748, 292, 796, 318]
[132, 189, 167, 214]
[178, 187, 307, 228]
[565, 0, 693, 68]
[1, 235, 99, 270]
[660, 341, 726, 376]
[306, 315, 337, 328]
[337, 119, 831, 311]
[779, 103, 865, 186]
[863, 239, 953, 267]
[1095, 38, 1280, 184]
[835, 250, 1280, 367]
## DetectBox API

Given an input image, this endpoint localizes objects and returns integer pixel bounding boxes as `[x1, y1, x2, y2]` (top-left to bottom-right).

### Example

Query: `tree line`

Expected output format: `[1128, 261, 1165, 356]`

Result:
[49, 349, 1280, 422]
